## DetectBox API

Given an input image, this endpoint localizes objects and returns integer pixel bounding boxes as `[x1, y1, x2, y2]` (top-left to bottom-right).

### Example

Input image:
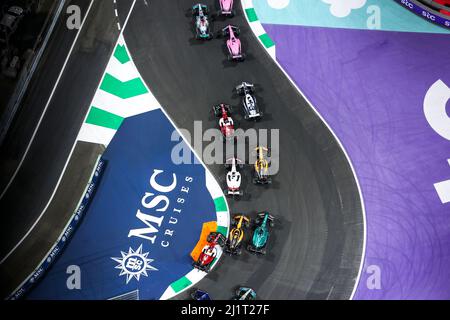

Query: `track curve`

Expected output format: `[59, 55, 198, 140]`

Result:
[124, 0, 364, 300]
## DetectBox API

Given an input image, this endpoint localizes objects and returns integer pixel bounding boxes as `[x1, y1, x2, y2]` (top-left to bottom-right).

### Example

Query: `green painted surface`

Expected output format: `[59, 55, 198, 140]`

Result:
[216, 226, 228, 237]
[259, 33, 275, 48]
[86, 107, 124, 130]
[170, 276, 192, 293]
[114, 44, 131, 64]
[100, 73, 148, 99]
[214, 197, 227, 213]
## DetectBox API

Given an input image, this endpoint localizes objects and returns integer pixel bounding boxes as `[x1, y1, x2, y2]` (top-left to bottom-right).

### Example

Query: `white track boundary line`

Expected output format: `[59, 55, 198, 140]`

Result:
[240, 0, 367, 300]
[0, 0, 94, 201]
[6, 156, 102, 300]
[0, 0, 137, 265]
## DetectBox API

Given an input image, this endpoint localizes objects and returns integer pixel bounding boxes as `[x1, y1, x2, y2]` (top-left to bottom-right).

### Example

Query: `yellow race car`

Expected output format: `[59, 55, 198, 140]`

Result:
[225, 214, 250, 255]
[253, 146, 272, 185]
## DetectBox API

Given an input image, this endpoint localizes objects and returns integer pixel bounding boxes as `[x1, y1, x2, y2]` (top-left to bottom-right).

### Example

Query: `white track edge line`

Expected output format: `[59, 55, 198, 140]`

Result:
[240, 0, 367, 301]
[0, 0, 137, 265]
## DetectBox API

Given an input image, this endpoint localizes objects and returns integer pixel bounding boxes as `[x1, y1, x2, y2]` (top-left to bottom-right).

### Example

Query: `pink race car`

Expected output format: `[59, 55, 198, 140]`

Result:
[221, 25, 245, 61]
[218, 0, 235, 17]
[213, 103, 235, 140]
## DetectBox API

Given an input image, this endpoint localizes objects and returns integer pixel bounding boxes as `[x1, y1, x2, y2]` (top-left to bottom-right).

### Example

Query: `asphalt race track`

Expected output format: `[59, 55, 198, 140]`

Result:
[124, 0, 365, 300]
[0, 0, 132, 289]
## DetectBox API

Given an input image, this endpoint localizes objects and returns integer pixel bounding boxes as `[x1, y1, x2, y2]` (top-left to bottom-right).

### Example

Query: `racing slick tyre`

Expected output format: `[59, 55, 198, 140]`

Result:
[192, 261, 203, 270]
[206, 233, 215, 243]
[190, 288, 199, 300]
[224, 105, 232, 114]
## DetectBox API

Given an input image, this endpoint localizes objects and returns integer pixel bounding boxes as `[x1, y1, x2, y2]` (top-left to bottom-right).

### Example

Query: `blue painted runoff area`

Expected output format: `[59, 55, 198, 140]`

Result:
[27, 109, 216, 300]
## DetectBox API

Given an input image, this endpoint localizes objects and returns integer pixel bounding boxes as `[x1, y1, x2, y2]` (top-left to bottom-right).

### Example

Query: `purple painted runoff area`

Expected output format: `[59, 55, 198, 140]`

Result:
[262, 24, 450, 299]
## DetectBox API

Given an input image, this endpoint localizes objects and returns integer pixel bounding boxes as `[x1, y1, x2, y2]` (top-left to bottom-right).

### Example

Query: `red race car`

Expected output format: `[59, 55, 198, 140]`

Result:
[193, 232, 226, 272]
[213, 103, 235, 140]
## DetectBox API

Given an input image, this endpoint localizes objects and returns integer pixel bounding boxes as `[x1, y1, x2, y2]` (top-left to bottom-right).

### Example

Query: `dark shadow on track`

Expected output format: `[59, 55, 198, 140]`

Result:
[124, 0, 364, 300]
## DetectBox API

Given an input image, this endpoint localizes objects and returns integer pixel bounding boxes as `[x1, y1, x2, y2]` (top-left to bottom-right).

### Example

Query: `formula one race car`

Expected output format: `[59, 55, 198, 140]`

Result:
[225, 215, 250, 255]
[218, 0, 235, 17]
[193, 232, 226, 272]
[247, 212, 275, 255]
[253, 146, 272, 185]
[235, 82, 262, 120]
[224, 157, 243, 197]
[192, 3, 213, 40]
[191, 288, 212, 300]
[213, 103, 235, 140]
[233, 287, 257, 300]
[221, 25, 245, 61]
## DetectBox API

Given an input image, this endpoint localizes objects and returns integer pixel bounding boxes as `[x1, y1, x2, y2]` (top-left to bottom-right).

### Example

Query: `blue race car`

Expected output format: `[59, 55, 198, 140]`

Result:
[191, 288, 212, 300]
[247, 212, 275, 255]
[192, 4, 213, 40]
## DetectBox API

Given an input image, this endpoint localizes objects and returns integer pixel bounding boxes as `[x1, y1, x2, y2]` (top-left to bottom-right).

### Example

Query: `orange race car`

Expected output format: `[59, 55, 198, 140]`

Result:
[253, 146, 272, 185]
[225, 214, 250, 255]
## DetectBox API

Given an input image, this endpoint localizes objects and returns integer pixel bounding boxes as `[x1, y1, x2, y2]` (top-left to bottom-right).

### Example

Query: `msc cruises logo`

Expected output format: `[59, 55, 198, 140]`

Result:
[111, 245, 158, 284]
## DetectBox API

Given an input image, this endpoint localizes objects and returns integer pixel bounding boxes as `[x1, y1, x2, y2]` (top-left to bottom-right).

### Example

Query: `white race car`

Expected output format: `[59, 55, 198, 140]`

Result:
[224, 157, 243, 197]
[236, 82, 263, 120]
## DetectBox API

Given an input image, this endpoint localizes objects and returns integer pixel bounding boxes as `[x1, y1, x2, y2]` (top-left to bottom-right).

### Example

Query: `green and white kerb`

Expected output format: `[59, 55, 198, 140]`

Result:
[77, 34, 160, 147]
[241, 0, 276, 58]
[77, 35, 230, 300]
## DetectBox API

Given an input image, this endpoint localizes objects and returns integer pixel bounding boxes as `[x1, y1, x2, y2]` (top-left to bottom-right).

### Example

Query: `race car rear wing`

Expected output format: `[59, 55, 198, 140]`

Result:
[222, 25, 240, 36]
[236, 82, 254, 94]
[192, 3, 208, 16]
[257, 212, 275, 221]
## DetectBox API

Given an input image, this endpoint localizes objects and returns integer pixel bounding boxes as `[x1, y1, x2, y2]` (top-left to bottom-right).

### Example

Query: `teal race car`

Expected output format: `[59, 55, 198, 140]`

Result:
[192, 4, 213, 40]
[247, 212, 274, 255]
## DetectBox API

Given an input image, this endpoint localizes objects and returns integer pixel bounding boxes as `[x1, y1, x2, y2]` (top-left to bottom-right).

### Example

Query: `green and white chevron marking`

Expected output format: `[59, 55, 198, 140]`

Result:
[77, 35, 230, 300]
[77, 34, 160, 146]
[241, 0, 276, 58]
